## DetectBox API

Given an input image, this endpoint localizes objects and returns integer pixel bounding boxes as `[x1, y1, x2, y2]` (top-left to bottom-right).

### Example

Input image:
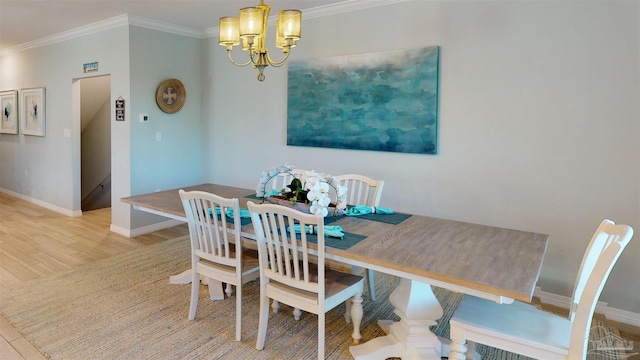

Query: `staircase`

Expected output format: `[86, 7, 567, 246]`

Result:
[81, 173, 111, 211]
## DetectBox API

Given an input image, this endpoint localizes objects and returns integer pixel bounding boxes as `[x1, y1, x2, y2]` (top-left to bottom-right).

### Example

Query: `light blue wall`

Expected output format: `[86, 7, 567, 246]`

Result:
[0, 24, 204, 231]
[0, 0, 638, 314]
[0, 26, 130, 217]
[203, 1, 640, 312]
[127, 26, 203, 228]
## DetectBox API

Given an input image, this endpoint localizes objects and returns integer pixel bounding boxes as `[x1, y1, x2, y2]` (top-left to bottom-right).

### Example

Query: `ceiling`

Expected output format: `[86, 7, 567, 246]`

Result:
[0, 0, 350, 52]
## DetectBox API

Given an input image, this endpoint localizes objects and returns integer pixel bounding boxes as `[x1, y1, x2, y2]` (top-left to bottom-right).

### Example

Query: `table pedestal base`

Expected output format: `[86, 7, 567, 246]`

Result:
[350, 278, 447, 360]
[169, 269, 224, 300]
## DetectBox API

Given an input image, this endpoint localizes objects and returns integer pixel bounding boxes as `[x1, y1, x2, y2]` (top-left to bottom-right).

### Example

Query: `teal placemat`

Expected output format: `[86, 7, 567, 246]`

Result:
[357, 212, 411, 224]
[213, 214, 252, 226]
[296, 232, 368, 251]
[324, 212, 411, 225]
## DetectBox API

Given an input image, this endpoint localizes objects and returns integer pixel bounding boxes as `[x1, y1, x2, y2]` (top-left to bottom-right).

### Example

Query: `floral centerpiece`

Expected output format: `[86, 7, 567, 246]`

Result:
[256, 165, 348, 217]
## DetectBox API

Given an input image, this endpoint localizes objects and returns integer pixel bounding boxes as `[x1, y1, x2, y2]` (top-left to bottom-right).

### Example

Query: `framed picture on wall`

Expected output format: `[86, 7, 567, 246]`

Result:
[21, 87, 46, 137]
[0, 90, 19, 134]
[287, 46, 439, 155]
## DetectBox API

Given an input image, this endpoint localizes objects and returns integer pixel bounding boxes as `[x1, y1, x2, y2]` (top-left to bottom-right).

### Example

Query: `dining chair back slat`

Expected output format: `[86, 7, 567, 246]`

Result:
[180, 189, 260, 341]
[334, 173, 385, 301]
[266, 168, 307, 193]
[248, 201, 365, 359]
[335, 174, 384, 207]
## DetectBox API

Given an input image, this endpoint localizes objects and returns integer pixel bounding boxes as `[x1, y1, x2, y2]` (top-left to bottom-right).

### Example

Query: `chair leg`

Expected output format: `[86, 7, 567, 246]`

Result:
[466, 341, 477, 360]
[345, 299, 352, 324]
[226, 283, 234, 297]
[350, 293, 364, 344]
[256, 291, 270, 350]
[189, 271, 200, 320]
[235, 283, 241, 341]
[352, 265, 376, 301]
[448, 326, 468, 360]
[293, 307, 302, 320]
[318, 311, 325, 360]
[366, 269, 376, 301]
[272, 299, 280, 313]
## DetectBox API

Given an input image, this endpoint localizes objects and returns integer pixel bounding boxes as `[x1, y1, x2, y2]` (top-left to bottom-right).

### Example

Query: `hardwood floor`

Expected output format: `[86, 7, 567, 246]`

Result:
[0, 192, 189, 359]
[0, 191, 638, 359]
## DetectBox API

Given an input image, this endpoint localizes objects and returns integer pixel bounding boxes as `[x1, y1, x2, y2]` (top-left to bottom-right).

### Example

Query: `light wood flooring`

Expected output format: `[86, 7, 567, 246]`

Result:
[0, 192, 189, 359]
[0, 191, 638, 359]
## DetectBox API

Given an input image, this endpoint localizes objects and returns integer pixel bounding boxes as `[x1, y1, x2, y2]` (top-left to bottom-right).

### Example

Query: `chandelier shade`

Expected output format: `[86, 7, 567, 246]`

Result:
[278, 10, 301, 40]
[218, 1, 302, 81]
[219, 17, 240, 46]
[239, 7, 264, 38]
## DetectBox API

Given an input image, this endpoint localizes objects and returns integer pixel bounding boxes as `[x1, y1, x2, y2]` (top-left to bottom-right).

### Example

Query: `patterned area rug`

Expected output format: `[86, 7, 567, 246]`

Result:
[0, 236, 630, 359]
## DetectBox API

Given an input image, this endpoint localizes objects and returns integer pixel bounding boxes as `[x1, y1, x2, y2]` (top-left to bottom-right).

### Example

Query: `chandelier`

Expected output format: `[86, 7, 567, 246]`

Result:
[219, 0, 302, 81]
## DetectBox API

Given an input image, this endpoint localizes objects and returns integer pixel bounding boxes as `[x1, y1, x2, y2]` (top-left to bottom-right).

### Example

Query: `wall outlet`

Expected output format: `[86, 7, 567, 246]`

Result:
[139, 114, 149, 123]
[155, 131, 162, 142]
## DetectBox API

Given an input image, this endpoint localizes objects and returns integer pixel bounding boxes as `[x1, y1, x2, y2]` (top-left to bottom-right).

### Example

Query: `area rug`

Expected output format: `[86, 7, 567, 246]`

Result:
[0, 236, 629, 359]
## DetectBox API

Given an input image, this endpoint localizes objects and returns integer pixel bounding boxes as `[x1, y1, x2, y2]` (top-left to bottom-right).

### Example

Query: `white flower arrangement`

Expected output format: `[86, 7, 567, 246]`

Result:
[256, 165, 348, 217]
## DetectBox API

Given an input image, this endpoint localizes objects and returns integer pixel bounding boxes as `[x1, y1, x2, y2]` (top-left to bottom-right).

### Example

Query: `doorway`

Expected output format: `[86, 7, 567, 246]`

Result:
[75, 75, 111, 212]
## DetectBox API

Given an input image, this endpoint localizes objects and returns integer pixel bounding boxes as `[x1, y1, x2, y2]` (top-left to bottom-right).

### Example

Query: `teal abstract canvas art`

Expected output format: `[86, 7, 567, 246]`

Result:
[287, 46, 439, 154]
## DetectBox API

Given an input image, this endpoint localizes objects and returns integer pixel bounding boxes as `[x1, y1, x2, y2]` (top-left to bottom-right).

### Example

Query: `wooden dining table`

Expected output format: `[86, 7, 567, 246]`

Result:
[122, 183, 549, 360]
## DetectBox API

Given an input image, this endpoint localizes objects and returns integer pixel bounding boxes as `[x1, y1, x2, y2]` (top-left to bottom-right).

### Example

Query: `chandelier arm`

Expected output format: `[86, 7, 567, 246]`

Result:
[266, 48, 292, 68]
[227, 49, 253, 67]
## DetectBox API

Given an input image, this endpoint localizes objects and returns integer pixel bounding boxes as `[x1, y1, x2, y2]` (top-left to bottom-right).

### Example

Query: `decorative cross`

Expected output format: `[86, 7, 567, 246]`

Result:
[162, 86, 177, 105]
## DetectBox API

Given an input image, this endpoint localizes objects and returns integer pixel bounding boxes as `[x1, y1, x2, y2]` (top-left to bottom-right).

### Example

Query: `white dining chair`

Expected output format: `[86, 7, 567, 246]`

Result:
[179, 189, 260, 341]
[247, 201, 365, 359]
[267, 168, 307, 194]
[335, 173, 385, 300]
[448, 219, 634, 360]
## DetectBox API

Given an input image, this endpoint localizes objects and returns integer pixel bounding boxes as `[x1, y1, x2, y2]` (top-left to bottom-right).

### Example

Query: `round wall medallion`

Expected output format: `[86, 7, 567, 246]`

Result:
[156, 79, 186, 114]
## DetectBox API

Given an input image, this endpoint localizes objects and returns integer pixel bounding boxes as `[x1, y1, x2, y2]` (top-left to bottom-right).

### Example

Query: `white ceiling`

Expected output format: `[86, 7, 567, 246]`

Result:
[0, 0, 351, 52]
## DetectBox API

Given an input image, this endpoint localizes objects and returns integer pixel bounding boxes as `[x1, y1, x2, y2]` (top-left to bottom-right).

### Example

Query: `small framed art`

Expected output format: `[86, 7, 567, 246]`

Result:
[21, 87, 46, 137]
[1, 90, 18, 134]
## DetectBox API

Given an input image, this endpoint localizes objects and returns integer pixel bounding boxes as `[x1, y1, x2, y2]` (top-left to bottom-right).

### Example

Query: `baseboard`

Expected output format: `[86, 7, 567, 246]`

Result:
[0, 187, 82, 217]
[535, 286, 640, 328]
[4, 184, 638, 327]
[110, 219, 183, 238]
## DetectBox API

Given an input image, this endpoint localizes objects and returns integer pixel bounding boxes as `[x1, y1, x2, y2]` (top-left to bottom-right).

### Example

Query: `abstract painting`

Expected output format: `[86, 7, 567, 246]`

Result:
[21, 87, 46, 137]
[287, 46, 439, 154]
[0, 90, 18, 134]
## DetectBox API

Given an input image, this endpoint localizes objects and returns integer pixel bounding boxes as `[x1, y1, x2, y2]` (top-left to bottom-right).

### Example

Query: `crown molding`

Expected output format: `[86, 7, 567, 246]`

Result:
[127, 15, 205, 39]
[1, 15, 130, 57]
[0, 14, 205, 57]
[303, 0, 412, 19]
[1, 0, 404, 56]
[203, 0, 409, 39]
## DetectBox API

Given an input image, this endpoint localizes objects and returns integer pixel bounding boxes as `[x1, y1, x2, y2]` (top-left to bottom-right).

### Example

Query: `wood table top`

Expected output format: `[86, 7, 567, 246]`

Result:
[122, 183, 548, 303]
[121, 183, 256, 221]
[331, 215, 548, 302]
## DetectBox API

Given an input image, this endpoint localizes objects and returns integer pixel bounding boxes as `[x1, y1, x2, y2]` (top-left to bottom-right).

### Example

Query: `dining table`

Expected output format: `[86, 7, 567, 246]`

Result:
[121, 183, 549, 360]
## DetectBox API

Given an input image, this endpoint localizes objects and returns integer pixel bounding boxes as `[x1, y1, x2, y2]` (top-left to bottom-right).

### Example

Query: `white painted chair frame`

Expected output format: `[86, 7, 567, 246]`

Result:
[335, 173, 385, 301]
[180, 189, 260, 341]
[448, 219, 634, 360]
[247, 201, 365, 359]
[266, 168, 307, 194]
